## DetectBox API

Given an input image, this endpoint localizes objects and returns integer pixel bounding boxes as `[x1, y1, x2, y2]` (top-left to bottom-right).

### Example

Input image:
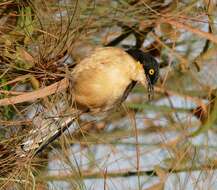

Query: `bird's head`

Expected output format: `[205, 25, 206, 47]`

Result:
[126, 48, 159, 99]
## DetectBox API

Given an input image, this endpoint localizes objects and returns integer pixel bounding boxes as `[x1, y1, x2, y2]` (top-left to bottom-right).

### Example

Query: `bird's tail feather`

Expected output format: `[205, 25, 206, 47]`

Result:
[17, 98, 83, 157]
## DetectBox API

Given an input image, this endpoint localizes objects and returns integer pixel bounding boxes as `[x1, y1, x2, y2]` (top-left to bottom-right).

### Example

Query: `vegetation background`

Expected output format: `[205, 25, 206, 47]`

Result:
[0, 0, 217, 189]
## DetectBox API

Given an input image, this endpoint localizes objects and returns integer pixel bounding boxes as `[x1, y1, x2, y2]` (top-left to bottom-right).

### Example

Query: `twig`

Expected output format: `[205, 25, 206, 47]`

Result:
[0, 119, 32, 126]
[40, 162, 217, 181]
[0, 90, 25, 95]
[0, 74, 31, 88]
[161, 18, 217, 44]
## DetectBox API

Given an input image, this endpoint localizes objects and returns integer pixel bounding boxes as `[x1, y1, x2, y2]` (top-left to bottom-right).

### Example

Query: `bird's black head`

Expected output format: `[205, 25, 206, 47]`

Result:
[126, 48, 159, 99]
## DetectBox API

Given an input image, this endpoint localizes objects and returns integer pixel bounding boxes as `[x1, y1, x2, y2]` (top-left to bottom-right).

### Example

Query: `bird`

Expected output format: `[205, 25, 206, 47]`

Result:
[20, 47, 159, 155]
[70, 47, 159, 113]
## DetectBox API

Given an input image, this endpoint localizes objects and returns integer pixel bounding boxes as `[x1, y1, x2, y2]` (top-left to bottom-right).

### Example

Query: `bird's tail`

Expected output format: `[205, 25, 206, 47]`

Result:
[17, 96, 83, 157]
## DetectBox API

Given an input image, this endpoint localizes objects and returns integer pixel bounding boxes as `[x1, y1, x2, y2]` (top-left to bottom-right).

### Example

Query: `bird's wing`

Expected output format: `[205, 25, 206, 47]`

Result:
[121, 81, 137, 103]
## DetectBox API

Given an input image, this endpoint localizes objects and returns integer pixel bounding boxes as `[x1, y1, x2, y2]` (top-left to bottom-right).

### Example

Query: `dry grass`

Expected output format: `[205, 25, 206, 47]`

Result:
[0, 0, 217, 189]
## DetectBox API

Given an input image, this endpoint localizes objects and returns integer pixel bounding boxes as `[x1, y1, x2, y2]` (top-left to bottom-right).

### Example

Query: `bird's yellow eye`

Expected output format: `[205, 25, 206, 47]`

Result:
[149, 69, 155, 75]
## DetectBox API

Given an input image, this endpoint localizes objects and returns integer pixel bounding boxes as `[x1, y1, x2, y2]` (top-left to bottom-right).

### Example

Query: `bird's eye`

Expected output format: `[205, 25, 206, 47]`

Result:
[149, 69, 155, 75]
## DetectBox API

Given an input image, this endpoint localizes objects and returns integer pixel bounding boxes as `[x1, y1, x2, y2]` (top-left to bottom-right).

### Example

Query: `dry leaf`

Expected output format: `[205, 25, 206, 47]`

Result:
[30, 76, 40, 90]
[15, 47, 35, 69]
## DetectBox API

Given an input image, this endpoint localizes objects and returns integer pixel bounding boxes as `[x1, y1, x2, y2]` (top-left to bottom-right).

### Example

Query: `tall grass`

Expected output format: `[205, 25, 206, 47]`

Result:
[0, 0, 217, 189]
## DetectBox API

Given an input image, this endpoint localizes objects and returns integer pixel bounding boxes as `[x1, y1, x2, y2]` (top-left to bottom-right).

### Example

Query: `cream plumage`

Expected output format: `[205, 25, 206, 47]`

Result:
[71, 47, 147, 113]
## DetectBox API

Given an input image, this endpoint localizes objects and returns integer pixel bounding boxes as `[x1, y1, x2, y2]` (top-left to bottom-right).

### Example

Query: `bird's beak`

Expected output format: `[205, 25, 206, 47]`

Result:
[146, 76, 154, 100]
[148, 83, 154, 100]
[137, 76, 153, 100]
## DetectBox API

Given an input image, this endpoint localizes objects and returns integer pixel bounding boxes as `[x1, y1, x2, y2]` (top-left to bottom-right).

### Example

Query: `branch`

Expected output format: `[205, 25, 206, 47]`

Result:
[0, 78, 69, 106]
